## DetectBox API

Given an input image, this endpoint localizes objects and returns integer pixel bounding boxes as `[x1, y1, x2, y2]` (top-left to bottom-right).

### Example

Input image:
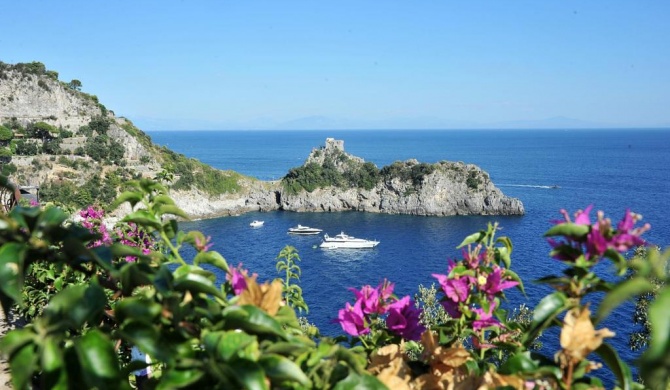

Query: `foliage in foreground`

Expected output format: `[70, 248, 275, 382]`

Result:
[0, 179, 668, 389]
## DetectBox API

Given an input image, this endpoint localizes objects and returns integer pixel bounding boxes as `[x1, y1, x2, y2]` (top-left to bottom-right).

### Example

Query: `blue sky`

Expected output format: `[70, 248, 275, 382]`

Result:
[2, 1, 669, 130]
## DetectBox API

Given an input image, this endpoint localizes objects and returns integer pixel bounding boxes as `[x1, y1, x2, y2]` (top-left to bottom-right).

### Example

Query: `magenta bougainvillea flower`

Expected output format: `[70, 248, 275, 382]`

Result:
[349, 285, 382, 314]
[463, 247, 486, 269]
[227, 264, 250, 295]
[385, 296, 425, 341]
[480, 266, 518, 299]
[549, 206, 650, 262]
[194, 235, 213, 252]
[79, 206, 113, 248]
[472, 302, 500, 331]
[433, 273, 470, 303]
[377, 279, 395, 302]
[337, 299, 370, 336]
[336, 279, 422, 340]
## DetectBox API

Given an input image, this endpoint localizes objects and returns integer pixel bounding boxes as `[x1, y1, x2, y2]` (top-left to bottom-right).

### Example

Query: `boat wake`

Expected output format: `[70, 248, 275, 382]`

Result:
[499, 184, 560, 189]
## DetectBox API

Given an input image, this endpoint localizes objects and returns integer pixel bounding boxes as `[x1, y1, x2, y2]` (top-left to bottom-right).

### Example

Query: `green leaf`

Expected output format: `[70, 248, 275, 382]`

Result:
[215, 330, 258, 361]
[157, 368, 204, 390]
[119, 262, 153, 295]
[152, 194, 176, 206]
[524, 291, 569, 346]
[496, 236, 513, 267]
[41, 336, 69, 388]
[603, 248, 628, 275]
[163, 219, 179, 240]
[119, 320, 161, 359]
[543, 222, 590, 238]
[114, 297, 162, 324]
[457, 230, 486, 248]
[75, 330, 121, 389]
[332, 372, 387, 390]
[157, 205, 189, 220]
[41, 336, 63, 373]
[37, 206, 68, 227]
[645, 286, 670, 361]
[112, 191, 143, 209]
[173, 271, 223, 299]
[122, 210, 162, 231]
[504, 269, 525, 294]
[222, 305, 288, 339]
[0, 328, 35, 357]
[10, 343, 38, 390]
[595, 277, 653, 324]
[499, 352, 538, 375]
[45, 284, 106, 328]
[595, 342, 633, 390]
[228, 360, 268, 390]
[193, 251, 229, 272]
[0, 242, 26, 310]
[259, 354, 311, 387]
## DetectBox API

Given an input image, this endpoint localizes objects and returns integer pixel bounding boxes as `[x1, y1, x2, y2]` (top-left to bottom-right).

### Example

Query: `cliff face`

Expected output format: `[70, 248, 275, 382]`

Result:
[277, 139, 524, 216]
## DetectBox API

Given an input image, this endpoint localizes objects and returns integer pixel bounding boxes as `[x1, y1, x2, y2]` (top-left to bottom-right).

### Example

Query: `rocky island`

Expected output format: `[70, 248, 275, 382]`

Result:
[0, 61, 523, 219]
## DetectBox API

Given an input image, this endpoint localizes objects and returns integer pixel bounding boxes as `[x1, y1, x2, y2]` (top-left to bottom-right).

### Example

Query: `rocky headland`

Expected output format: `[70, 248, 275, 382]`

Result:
[275, 138, 524, 216]
[0, 61, 523, 220]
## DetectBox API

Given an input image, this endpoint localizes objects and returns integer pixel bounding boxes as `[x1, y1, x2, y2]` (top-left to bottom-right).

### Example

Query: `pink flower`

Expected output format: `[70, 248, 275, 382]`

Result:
[433, 273, 470, 303]
[377, 279, 395, 302]
[480, 266, 518, 299]
[548, 206, 650, 262]
[385, 296, 425, 341]
[29, 199, 39, 207]
[472, 302, 500, 331]
[440, 299, 462, 318]
[349, 285, 382, 314]
[464, 248, 485, 269]
[574, 205, 593, 225]
[194, 235, 213, 252]
[226, 264, 249, 295]
[337, 299, 369, 336]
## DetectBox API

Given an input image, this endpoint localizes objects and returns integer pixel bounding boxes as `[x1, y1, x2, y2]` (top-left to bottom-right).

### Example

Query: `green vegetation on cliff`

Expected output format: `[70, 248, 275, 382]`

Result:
[159, 146, 242, 196]
[282, 152, 439, 194]
[1, 60, 247, 206]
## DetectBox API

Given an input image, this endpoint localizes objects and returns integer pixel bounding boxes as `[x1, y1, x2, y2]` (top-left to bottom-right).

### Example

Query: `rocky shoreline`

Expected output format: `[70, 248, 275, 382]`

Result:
[170, 138, 524, 220]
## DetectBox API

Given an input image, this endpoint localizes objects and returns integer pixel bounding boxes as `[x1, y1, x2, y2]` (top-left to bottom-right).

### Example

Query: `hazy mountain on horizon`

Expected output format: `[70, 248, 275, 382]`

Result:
[134, 115, 665, 131]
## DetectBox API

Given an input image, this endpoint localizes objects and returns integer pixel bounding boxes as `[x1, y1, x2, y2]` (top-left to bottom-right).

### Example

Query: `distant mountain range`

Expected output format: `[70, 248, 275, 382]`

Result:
[133, 115, 668, 131]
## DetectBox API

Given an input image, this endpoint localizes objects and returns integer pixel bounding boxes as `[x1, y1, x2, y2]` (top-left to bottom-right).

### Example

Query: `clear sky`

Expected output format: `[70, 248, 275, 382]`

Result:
[1, 1, 669, 130]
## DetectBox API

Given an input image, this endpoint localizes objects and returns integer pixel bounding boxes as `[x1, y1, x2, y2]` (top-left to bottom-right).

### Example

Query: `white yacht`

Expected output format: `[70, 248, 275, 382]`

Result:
[319, 232, 379, 249]
[250, 220, 264, 228]
[288, 225, 323, 235]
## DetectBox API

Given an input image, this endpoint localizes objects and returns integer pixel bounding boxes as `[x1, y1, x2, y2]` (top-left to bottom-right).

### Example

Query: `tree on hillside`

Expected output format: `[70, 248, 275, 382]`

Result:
[67, 79, 82, 91]
[0, 147, 12, 165]
[0, 125, 13, 147]
[27, 122, 58, 141]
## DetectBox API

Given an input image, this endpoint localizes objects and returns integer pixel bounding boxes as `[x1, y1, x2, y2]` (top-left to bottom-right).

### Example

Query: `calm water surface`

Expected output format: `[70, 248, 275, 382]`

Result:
[149, 129, 670, 379]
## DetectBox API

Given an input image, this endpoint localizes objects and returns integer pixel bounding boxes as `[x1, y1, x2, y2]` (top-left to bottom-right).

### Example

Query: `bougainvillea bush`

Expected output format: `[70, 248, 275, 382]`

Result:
[0, 178, 668, 389]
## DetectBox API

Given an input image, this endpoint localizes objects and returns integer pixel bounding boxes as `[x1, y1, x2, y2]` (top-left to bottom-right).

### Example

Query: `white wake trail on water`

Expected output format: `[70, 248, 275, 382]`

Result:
[498, 184, 559, 189]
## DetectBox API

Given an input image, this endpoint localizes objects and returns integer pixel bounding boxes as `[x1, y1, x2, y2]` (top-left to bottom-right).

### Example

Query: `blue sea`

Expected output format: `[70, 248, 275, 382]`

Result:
[148, 129, 670, 381]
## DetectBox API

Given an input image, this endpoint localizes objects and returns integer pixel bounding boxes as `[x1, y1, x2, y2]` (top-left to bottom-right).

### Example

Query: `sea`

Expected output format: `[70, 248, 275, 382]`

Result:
[148, 129, 670, 381]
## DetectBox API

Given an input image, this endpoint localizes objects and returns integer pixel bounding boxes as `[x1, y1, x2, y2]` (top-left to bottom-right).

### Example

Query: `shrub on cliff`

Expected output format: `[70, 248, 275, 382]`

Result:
[0, 125, 13, 146]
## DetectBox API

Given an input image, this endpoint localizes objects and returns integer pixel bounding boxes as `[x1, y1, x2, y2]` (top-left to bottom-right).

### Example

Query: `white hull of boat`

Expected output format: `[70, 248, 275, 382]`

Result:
[288, 225, 323, 235]
[319, 232, 379, 249]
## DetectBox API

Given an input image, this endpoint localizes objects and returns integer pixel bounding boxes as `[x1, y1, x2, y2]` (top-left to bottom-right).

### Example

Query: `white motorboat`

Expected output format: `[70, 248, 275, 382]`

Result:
[319, 232, 379, 249]
[288, 224, 323, 235]
[250, 220, 264, 228]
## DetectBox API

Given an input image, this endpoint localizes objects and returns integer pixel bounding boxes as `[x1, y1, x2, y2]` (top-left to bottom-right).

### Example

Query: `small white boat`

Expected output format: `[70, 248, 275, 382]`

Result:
[250, 220, 264, 228]
[288, 225, 323, 235]
[319, 232, 379, 249]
